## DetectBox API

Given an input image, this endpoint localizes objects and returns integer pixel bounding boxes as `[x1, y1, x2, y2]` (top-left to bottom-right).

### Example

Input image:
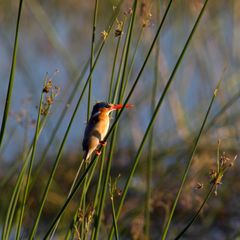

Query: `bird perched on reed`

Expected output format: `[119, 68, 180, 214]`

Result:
[82, 102, 132, 161]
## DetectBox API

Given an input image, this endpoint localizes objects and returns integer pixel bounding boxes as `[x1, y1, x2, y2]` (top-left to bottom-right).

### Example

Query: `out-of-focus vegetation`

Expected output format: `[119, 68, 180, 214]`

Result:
[0, 0, 240, 239]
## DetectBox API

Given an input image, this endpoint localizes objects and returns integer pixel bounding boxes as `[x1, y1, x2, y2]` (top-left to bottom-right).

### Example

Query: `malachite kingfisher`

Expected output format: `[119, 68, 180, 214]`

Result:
[82, 102, 133, 161]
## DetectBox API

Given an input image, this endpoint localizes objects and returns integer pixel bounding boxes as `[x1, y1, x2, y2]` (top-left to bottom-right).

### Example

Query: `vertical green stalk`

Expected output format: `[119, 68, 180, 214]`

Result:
[91, 129, 116, 240]
[29, 30, 109, 240]
[89, 31, 124, 239]
[2, 173, 23, 240]
[14, 183, 24, 239]
[144, 4, 160, 236]
[117, 9, 137, 103]
[90, 27, 130, 238]
[108, 36, 122, 102]
[93, 26, 142, 239]
[161, 1, 210, 239]
[108, 0, 207, 237]
[43, 1, 173, 236]
[43, 148, 103, 238]
[166, 82, 223, 240]
[174, 185, 214, 240]
[93, 2, 138, 239]
[121, 27, 144, 100]
[83, 0, 99, 236]
[111, 18, 127, 103]
[64, 153, 100, 240]
[162, 96, 216, 239]
[110, 192, 119, 240]
[90, 27, 122, 226]
[16, 81, 45, 239]
[42, 2, 121, 237]
[105, 0, 173, 150]
[87, 0, 98, 120]
[91, 21, 124, 234]
[82, 154, 101, 240]
[31, 4, 121, 187]
[80, 165, 88, 238]
[31, 63, 89, 185]
[48, 159, 85, 239]
[92, 150, 106, 209]
[0, 0, 23, 146]
[1, 116, 48, 240]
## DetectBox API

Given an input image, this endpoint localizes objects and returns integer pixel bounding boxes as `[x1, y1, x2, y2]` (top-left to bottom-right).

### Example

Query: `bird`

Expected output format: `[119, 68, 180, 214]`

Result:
[82, 102, 133, 161]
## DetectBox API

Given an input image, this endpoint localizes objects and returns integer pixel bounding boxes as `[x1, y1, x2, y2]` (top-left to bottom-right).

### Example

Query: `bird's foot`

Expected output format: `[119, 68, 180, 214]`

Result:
[100, 140, 107, 147]
[95, 149, 101, 156]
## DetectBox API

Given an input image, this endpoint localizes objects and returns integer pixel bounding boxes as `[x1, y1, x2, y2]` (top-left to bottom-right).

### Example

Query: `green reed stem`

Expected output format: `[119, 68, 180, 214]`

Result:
[161, 1, 211, 238]
[2, 173, 22, 240]
[43, 0, 173, 236]
[49, 5, 122, 239]
[91, 127, 118, 240]
[110, 195, 119, 240]
[105, 0, 172, 147]
[29, 6, 122, 234]
[0, 0, 23, 147]
[30, 4, 121, 188]
[93, 150, 106, 209]
[122, 26, 144, 99]
[101, 17, 143, 240]
[16, 81, 45, 239]
[91, 27, 124, 238]
[1, 116, 48, 240]
[174, 184, 214, 240]
[91, 29, 129, 238]
[173, 100, 226, 240]
[108, 36, 122, 102]
[83, 0, 99, 237]
[144, 4, 160, 236]
[80, 163, 88, 239]
[49, 159, 85, 239]
[93, 2, 138, 239]
[117, 14, 137, 103]
[95, 27, 143, 240]
[89, 31, 124, 239]
[163, 87, 222, 236]
[29, 37, 107, 239]
[111, 17, 127, 103]
[108, 0, 208, 237]
[64, 154, 99, 240]
[88, 0, 98, 120]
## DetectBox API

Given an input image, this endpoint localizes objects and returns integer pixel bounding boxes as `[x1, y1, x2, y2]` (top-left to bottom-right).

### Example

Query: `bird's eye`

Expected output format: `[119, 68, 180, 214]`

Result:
[106, 105, 111, 108]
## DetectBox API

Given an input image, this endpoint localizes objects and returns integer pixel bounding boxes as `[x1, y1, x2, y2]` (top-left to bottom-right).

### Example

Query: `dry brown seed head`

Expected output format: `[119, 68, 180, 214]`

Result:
[195, 182, 204, 190]
[101, 30, 108, 41]
[46, 96, 53, 105]
[43, 80, 52, 93]
[124, 7, 133, 16]
[115, 20, 123, 37]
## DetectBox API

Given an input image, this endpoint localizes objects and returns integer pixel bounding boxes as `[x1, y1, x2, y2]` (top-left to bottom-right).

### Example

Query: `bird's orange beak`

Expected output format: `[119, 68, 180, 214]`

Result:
[110, 103, 134, 110]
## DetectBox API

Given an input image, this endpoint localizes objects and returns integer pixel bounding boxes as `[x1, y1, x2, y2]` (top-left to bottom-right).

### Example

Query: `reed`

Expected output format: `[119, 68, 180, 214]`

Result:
[1, 1, 238, 239]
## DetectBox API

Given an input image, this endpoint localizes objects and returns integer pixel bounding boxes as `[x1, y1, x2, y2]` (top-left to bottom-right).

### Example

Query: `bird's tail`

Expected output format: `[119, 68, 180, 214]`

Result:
[83, 150, 91, 162]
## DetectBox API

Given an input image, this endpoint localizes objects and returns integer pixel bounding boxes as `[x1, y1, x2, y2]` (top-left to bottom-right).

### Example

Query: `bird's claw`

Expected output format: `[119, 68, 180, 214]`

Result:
[95, 149, 101, 156]
[100, 140, 107, 147]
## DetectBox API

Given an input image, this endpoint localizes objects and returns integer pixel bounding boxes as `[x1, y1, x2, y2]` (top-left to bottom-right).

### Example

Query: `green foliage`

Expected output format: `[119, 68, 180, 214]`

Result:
[0, 1, 239, 239]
